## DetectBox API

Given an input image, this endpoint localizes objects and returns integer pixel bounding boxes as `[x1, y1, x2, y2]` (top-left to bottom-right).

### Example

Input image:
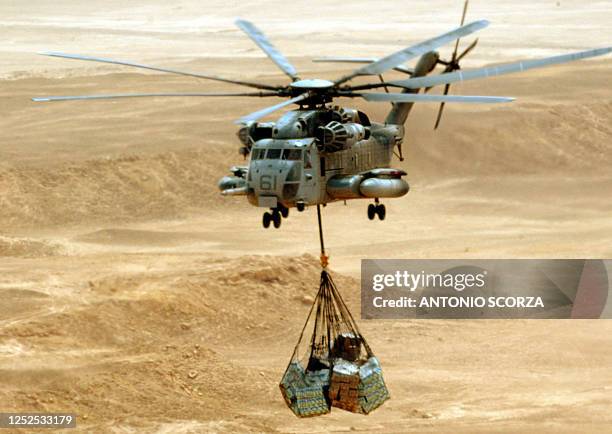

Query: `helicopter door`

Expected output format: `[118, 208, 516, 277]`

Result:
[303, 149, 314, 179]
[300, 147, 322, 205]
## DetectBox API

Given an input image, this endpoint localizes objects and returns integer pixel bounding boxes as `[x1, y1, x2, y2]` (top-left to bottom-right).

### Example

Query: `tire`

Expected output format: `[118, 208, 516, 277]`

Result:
[280, 206, 289, 218]
[367, 204, 376, 220]
[296, 202, 305, 212]
[377, 204, 386, 221]
[262, 212, 271, 228]
[272, 210, 282, 228]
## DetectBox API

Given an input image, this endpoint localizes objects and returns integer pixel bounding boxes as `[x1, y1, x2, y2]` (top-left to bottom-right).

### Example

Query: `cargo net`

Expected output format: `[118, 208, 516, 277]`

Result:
[280, 270, 390, 417]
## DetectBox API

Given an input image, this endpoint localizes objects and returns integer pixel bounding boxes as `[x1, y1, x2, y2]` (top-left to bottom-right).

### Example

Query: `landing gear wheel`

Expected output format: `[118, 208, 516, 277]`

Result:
[280, 206, 289, 218]
[272, 210, 282, 228]
[367, 204, 376, 220]
[262, 212, 271, 229]
[376, 204, 386, 221]
[296, 202, 305, 212]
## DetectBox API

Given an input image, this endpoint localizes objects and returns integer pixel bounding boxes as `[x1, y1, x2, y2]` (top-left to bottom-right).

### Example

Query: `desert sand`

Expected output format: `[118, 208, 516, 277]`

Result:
[1, 1, 612, 432]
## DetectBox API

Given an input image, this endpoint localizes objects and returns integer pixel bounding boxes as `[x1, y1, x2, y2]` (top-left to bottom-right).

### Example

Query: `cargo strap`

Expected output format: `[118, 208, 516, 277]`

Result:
[283, 204, 373, 374]
[316, 205, 329, 268]
[285, 269, 373, 371]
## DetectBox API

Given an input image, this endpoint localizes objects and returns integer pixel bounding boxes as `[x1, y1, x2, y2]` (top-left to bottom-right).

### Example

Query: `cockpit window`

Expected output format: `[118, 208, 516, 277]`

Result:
[266, 149, 282, 159]
[251, 148, 264, 160]
[282, 149, 302, 161]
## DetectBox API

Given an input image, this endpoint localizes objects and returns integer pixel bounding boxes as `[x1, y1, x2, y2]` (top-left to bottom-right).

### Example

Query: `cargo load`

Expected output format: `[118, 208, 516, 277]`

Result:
[280, 270, 390, 417]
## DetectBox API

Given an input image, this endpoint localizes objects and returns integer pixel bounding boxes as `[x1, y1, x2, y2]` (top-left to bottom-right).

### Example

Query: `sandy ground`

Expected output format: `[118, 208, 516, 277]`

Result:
[1, 1, 612, 432]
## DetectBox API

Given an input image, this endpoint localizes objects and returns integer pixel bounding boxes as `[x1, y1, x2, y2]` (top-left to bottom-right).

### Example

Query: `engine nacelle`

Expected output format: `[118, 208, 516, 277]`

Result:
[334, 107, 359, 123]
[236, 122, 275, 151]
[326, 174, 363, 199]
[327, 171, 410, 200]
[218, 176, 246, 192]
[316, 121, 366, 152]
[359, 178, 409, 198]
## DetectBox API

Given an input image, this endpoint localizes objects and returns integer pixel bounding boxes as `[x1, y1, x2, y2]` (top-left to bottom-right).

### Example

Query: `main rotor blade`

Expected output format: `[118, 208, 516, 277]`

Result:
[39, 51, 280, 91]
[313, 57, 414, 74]
[32, 91, 278, 102]
[390, 46, 612, 89]
[358, 92, 514, 104]
[236, 93, 309, 124]
[334, 20, 489, 85]
[235, 19, 298, 80]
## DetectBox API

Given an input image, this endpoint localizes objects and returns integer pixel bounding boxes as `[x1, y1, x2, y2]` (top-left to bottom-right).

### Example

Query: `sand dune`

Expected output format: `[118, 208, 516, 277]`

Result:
[0, 150, 236, 228]
[0, 255, 354, 432]
[0, 236, 60, 257]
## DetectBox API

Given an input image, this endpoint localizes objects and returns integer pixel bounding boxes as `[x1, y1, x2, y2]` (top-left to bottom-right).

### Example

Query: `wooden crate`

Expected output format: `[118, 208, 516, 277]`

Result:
[329, 371, 362, 414]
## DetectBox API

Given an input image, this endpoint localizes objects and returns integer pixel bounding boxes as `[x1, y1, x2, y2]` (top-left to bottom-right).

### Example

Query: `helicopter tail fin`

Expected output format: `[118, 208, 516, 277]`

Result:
[384, 51, 439, 125]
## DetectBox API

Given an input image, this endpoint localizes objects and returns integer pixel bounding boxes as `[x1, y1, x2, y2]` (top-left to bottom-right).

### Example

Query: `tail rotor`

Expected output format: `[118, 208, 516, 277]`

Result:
[432, 0, 478, 129]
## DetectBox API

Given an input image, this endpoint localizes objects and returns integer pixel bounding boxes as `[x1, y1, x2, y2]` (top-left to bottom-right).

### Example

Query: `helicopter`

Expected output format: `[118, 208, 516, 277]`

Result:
[34, 2, 611, 229]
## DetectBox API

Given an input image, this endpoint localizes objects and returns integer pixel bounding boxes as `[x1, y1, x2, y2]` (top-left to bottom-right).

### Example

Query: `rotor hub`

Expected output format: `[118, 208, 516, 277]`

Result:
[289, 79, 335, 91]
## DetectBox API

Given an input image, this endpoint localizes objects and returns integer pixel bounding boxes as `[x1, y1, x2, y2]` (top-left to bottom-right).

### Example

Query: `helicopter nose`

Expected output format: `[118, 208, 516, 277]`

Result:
[249, 160, 300, 202]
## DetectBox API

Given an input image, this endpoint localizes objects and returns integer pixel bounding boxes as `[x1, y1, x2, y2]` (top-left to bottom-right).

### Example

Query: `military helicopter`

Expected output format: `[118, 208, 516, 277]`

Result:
[34, 2, 611, 229]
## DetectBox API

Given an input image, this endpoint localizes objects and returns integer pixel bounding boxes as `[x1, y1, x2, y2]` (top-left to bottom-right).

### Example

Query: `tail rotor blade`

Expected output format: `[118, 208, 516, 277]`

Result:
[457, 38, 479, 62]
[452, 0, 470, 61]
[434, 83, 452, 129]
[433, 102, 446, 130]
[460, 0, 470, 27]
[429, 2, 473, 95]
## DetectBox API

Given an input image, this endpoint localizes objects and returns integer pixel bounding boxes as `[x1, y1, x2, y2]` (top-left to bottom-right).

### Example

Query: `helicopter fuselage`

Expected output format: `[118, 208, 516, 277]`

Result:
[218, 107, 409, 211]
[217, 51, 443, 216]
